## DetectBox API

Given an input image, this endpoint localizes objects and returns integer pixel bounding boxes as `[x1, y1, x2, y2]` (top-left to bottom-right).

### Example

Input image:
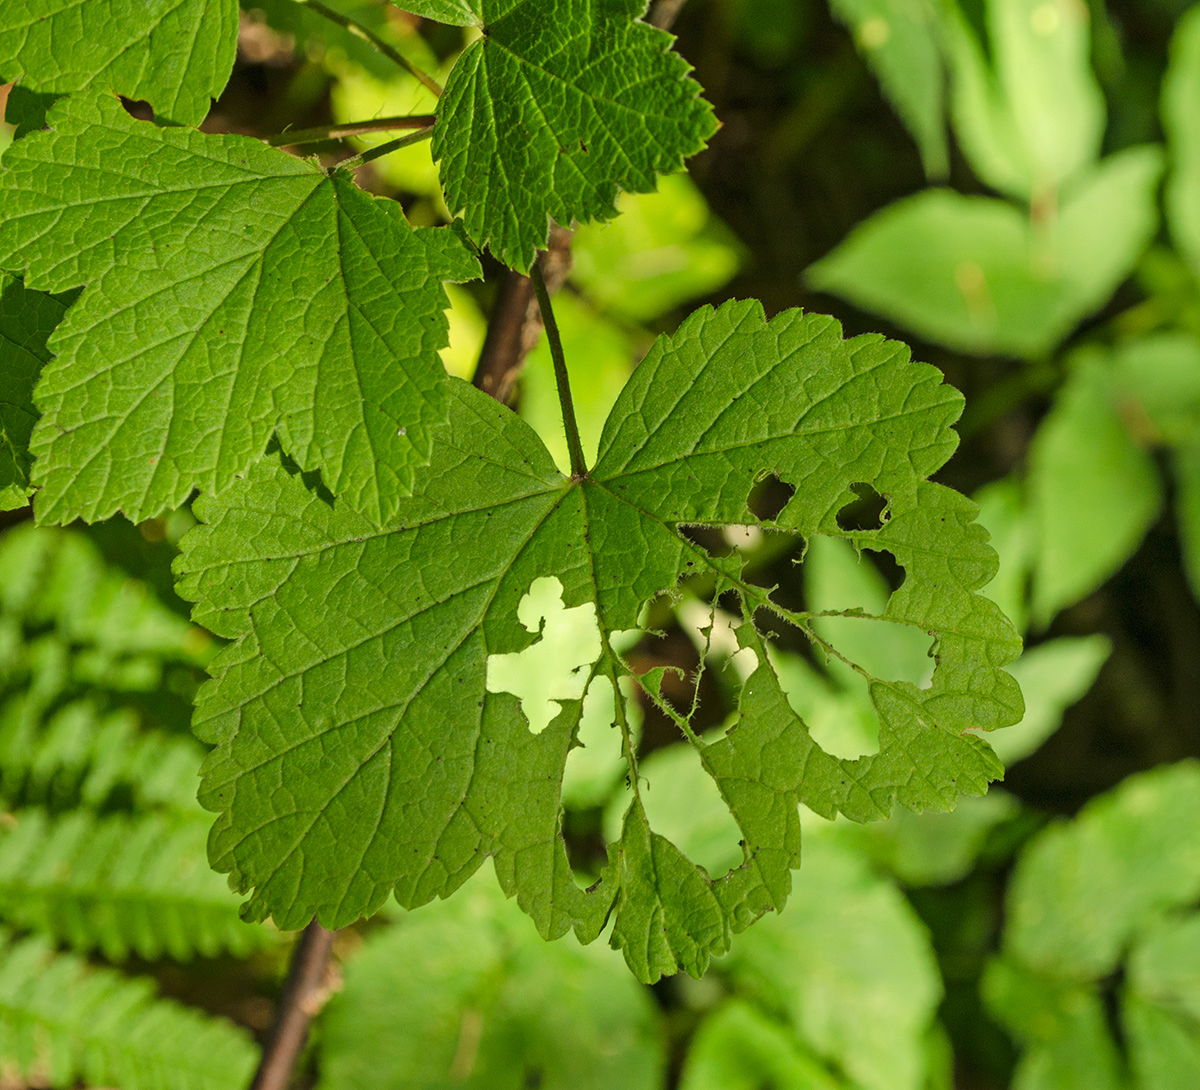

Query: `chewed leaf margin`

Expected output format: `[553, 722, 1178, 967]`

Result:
[177, 300, 1022, 982]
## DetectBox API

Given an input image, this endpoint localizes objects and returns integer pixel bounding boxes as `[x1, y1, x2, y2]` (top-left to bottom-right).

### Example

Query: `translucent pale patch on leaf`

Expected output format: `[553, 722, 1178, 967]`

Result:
[770, 646, 880, 760]
[486, 577, 602, 734]
[804, 535, 935, 689]
[562, 670, 640, 811]
[604, 742, 746, 881]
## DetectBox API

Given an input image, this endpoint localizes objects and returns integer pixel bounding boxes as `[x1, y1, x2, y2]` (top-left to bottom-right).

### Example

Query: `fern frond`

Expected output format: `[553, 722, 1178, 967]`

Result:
[0, 699, 205, 813]
[0, 523, 204, 660]
[0, 809, 273, 961]
[0, 930, 257, 1090]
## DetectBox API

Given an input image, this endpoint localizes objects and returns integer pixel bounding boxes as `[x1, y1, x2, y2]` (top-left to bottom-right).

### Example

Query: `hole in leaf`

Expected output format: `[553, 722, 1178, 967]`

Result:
[485, 577, 600, 734]
[802, 536, 933, 689]
[836, 482, 888, 532]
[603, 742, 745, 880]
[119, 96, 154, 122]
[746, 471, 796, 523]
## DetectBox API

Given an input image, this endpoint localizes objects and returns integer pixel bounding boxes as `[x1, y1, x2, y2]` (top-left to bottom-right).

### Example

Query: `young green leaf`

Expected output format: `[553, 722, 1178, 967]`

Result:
[0, 276, 66, 511]
[419, 0, 716, 270]
[808, 147, 1163, 359]
[178, 300, 1021, 981]
[0, 94, 479, 525]
[318, 871, 664, 1090]
[0, 0, 238, 127]
[827, 0, 948, 178]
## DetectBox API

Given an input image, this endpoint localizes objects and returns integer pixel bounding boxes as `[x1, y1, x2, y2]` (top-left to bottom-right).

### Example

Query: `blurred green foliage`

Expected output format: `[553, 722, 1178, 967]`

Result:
[4, 0, 1200, 1086]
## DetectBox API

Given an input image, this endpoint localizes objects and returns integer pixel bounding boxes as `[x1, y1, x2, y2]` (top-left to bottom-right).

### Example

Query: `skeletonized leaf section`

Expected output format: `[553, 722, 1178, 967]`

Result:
[177, 301, 1021, 982]
[0, 94, 479, 526]
[431, 0, 716, 270]
[0, 0, 238, 127]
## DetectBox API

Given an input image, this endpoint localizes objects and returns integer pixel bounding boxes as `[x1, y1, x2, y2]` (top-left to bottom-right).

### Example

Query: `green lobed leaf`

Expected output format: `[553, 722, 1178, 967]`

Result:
[808, 147, 1163, 359]
[0, 93, 479, 525]
[0, 275, 66, 511]
[178, 300, 1021, 981]
[317, 870, 664, 1089]
[0, 0, 238, 128]
[426, 0, 716, 270]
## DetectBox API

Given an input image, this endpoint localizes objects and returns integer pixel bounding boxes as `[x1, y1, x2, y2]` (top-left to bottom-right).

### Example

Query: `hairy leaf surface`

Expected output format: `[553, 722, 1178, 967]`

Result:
[421, 0, 716, 270]
[0, 0, 238, 127]
[179, 300, 1021, 981]
[0, 94, 479, 525]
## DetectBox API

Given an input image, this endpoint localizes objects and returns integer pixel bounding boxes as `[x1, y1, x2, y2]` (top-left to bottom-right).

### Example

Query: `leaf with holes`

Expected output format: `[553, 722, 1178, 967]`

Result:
[409, 0, 716, 271]
[178, 299, 1021, 982]
[0, 0, 238, 127]
[0, 94, 479, 525]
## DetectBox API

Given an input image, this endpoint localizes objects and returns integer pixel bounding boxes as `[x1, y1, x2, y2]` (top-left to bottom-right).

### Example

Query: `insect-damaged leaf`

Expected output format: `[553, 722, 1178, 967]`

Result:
[178, 300, 1022, 981]
[0, 0, 238, 128]
[0, 94, 479, 526]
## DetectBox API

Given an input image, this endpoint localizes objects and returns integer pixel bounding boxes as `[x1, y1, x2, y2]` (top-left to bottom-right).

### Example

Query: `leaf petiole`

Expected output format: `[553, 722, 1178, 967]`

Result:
[530, 261, 589, 479]
[294, 0, 444, 97]
[267, 114, 437, 147]
[335, 126, 434, 170]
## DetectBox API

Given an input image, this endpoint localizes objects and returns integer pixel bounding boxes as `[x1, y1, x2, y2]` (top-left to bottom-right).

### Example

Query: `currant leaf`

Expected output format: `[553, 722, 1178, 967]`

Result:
[0, 0, 238, 127]
[177, 300, 1021, 981]
[0, 94, 479, 525]
[421, 0, 716, 270]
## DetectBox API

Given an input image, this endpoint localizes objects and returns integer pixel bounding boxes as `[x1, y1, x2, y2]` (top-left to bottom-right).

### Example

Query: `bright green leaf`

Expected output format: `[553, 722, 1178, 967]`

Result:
[722, 837, 942, 1090]
[1004, 761, 1200, 979]
[0, 276, 67, 511]
[0, 0, 238, 127]
[0, 94, 479, 525]
[1109, 332, 1200, 446]
[1163, 5, 1200, 275]
[827, 0, 948, 177]
[973, 476, 1033, 633]
[982, 957, 1126, 1090]
[680, 1001, 844, 1090]
[178, 301, 1020, 980]
[1028, 352, 1162, 626]
[808, 148, 1163, 358]
[942, 0, 1104, 200]
[429, 0, 716, 270]
[318, 870, 664, 1090]
[1126, 915, 1200, 1090]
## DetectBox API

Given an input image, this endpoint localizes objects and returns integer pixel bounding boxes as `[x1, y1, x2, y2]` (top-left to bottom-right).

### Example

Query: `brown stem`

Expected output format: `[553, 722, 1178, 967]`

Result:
[247, 921, 337, 1090]
[468, 0, 687, 402]
[471, 226, 572, 403]
[647, 0, 687, 29]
